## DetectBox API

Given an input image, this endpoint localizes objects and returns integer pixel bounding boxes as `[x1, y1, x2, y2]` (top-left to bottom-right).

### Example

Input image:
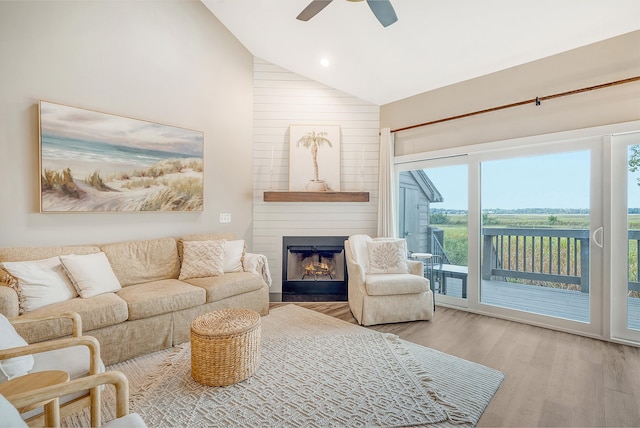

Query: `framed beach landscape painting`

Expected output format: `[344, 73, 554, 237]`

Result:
[39, 101, 204, 212]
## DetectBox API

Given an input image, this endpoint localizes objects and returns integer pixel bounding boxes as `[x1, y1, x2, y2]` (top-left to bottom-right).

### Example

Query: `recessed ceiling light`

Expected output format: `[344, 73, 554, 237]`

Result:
[320, 58, 330, 67]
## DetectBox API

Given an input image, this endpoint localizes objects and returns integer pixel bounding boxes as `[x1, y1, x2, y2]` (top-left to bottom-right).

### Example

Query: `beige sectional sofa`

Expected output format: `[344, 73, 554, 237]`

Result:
[0, 234, 270, 366]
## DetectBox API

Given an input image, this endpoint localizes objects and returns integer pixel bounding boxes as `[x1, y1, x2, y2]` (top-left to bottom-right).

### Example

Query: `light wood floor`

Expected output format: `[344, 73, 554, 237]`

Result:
[271, 302, 640, 428]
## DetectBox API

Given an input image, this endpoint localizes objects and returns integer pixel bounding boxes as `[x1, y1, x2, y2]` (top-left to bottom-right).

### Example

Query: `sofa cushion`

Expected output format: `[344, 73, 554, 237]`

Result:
[116, 279, 206, 321]
[101, 238, 180, 286]
[365, 274, 429, 296]
[0, 313, 34, 381]
[0, 393, 26, 427]
[183, 272, 265, 303]
[13, 293, 129, 343]
[31, 345, 105, 379]
[22, 345, 107, 421]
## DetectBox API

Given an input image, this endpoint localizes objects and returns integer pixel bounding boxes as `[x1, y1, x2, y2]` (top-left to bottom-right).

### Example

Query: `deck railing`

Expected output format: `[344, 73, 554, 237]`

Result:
[627, 230, 640, 293]
[437, 227, 640, 295]
[430, 234, 450, 265]
[482, 228, 590, 293]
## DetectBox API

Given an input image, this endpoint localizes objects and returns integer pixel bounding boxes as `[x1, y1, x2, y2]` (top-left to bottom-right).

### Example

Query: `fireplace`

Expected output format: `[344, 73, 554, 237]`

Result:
[282, 236, 348, 302]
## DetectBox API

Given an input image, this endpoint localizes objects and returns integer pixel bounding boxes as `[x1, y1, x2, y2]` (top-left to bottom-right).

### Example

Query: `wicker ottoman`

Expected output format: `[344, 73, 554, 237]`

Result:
[190, 308, 261, 386]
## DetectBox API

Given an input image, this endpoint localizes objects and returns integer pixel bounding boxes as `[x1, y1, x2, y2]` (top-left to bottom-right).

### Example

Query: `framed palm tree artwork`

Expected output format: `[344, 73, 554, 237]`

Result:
[289, 125, 341, 192]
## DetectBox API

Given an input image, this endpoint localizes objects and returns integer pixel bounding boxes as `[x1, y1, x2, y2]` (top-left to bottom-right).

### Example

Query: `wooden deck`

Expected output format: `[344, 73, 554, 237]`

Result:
[438, 277, 640, 330]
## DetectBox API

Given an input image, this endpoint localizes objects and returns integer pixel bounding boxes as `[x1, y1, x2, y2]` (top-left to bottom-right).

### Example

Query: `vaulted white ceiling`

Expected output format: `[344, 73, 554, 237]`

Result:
[202, 0, 640, 105]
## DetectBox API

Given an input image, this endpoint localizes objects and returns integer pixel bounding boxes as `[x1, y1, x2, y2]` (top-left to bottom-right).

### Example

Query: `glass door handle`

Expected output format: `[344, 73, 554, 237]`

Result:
[592, 226, 604, 248]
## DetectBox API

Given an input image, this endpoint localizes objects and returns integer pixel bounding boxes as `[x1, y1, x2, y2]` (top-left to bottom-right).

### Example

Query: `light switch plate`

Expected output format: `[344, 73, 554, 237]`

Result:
[219, 213, 231, 223]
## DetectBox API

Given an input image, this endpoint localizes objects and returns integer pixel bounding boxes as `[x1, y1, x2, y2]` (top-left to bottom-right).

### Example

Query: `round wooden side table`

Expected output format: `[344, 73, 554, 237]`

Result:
[0, 370, 69, 427]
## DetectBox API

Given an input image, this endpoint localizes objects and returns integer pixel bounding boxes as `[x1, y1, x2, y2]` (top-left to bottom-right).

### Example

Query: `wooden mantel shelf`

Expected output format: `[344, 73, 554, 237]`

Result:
[263, 191, 369, 203]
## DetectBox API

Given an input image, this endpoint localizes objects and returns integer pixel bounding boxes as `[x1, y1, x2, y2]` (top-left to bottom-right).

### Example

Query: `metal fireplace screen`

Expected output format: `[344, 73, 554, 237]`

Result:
[286, 245, 345, 282]
[282, 236, 348, 299]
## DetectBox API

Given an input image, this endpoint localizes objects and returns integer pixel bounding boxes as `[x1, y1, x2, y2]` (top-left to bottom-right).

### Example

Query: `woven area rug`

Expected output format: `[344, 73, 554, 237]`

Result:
[63, 305, 504, 427]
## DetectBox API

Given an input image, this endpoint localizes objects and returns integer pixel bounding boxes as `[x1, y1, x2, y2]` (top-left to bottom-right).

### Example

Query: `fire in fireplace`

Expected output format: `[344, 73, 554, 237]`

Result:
[303, 261, 331, 279]
[282, 236, 348, 301]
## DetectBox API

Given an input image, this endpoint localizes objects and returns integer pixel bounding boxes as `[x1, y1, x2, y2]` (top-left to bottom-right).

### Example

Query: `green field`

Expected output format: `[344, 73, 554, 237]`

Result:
[434, 213, 640, 289]
[437, 213, 640, 229]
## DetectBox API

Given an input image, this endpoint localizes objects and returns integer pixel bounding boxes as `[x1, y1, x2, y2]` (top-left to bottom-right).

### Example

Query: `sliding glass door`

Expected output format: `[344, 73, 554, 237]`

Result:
[395, 124, 640, 344]
[478, 147, 599, 327]
[612, 132, 640, 343]
[398, 156, 468, 307]
[396, 138, 605, 335]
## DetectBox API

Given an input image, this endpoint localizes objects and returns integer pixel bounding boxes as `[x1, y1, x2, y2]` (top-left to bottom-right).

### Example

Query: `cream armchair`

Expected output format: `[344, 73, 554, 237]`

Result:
[345, 235, 434, 326]
[0, 312, 104, 426]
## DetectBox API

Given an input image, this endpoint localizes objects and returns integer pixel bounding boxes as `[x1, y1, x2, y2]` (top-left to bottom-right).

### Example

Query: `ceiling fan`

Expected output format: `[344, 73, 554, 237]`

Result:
[296, 0, 398, 27]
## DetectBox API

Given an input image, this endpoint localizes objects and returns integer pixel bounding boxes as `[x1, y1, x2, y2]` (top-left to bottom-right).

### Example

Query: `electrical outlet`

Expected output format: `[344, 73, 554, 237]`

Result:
[219, 213, 231, 223]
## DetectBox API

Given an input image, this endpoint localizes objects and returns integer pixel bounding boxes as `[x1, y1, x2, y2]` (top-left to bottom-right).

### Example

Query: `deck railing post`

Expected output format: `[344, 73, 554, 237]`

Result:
[579, 237, 590, 293]
[482, 232, 494, 280]
[627, 232, 640, 293]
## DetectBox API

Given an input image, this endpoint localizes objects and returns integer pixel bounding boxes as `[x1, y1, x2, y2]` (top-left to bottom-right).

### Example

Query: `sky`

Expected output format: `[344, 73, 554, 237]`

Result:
[422, 149, 640, 211]
[40, 101, 203, 156]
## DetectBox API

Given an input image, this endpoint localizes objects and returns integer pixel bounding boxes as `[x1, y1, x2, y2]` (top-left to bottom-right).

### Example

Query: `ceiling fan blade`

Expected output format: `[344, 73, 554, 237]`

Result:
[296, 0, 333, 21]
[366, 0, 398, 27]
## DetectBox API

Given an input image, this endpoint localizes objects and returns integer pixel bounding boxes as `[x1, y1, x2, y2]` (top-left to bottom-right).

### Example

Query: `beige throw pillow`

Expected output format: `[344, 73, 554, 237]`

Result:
[179, 240, 225, 280]
[366, 239, 409, 274]
[2, 256, 78, 312]
[59, 253, 122, 298]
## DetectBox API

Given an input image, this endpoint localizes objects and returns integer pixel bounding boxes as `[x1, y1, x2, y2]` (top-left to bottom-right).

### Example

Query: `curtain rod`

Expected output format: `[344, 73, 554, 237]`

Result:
[391, 75, 640, 134]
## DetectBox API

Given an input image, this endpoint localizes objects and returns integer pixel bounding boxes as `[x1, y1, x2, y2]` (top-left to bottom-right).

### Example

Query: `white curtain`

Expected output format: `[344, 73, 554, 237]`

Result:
[377, 128, 396, 238]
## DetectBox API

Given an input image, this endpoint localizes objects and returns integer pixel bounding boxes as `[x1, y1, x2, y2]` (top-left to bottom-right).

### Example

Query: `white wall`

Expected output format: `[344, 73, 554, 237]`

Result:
[382, 30, 640, 155]
[0, 1, 255, 247]
[252, 58, 380, 293]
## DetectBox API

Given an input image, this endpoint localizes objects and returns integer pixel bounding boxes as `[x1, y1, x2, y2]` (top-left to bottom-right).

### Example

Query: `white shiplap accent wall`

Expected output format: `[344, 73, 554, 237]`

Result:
[252, 58, 380, 293]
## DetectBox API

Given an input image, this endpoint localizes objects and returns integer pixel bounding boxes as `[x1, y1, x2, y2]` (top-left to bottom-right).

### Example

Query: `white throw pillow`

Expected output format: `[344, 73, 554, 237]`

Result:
[179, 240, 225, 280]
[0, 313, 34, 382]
[2, 257, 78, 312]
[224, 240, 245, 273]
[367, 239, 409, 274]
[59, 253, 122, 298]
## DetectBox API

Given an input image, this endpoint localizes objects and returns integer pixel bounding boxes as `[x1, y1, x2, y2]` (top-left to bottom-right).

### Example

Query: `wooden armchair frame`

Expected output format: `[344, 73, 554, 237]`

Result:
[0, 312, 102, 426]
[7, 371, 131, 428]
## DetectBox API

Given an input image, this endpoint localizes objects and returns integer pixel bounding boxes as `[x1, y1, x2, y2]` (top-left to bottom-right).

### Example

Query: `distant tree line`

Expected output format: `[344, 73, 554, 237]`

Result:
[432, 207, 640, 215]
[431, 208, 591, 215]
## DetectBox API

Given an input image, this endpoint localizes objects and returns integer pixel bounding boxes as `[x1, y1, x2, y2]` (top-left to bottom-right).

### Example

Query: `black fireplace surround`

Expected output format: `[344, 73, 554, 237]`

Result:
[282, 236, 348, 302]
